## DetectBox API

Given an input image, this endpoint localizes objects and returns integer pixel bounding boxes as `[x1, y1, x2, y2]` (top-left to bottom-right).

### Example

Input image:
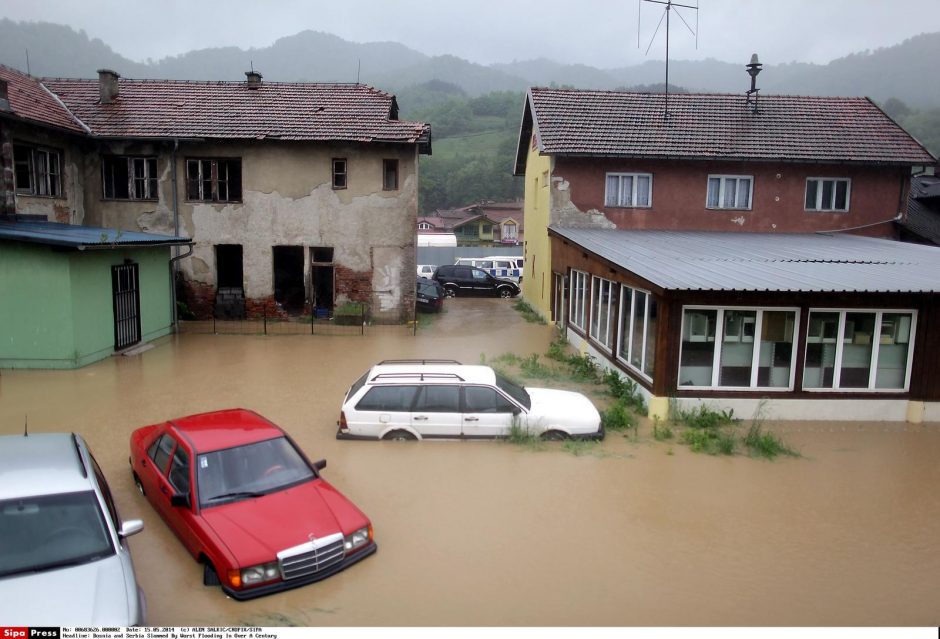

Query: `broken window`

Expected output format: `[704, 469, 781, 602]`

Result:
[186, 158, 242, 202]
[102, 156, 158, 200]
[332, 158, 347, 189]
[13, 144, 62, 197]
[383, 159, 399, 191]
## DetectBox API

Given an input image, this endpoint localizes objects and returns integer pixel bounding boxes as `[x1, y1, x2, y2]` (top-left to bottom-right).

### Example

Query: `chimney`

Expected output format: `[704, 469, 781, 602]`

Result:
[0, 79, 10, 112]
[245, 69, 263, 89]
[97, 69, 120, 104]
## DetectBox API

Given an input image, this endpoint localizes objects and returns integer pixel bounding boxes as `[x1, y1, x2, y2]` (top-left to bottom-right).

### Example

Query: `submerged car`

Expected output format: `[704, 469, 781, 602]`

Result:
[432, 264, 520, 298]
[0, 432, 146, 625]
[129, 409, 375, 600]
[416, 277, 445, 313]
[337, 360, 604, 441]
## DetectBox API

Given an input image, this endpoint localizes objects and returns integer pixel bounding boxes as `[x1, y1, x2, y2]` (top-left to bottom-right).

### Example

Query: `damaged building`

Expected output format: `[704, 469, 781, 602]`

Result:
[1, 64, 431, 322]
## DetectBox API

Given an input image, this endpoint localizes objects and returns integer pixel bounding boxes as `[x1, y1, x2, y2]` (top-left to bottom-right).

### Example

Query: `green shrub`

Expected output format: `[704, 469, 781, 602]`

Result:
[680, 426, 736, 455]
[602, 369, 647, 415]
[652, 418, 674, 441]
[671, 403, 736, 429]
[743, 423, 800, 459]
[601, 399, 637, 432]
[512, 299, 546, 324]
[518, 353, 557, 380]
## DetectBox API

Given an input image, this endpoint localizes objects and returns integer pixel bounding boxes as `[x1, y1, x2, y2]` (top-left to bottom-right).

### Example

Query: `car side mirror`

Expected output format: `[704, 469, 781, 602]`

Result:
[511, 407, 522, 416]
[170, 492, 191, 509]
[313, 459, 327, 472]
[119, 519, 144, 538]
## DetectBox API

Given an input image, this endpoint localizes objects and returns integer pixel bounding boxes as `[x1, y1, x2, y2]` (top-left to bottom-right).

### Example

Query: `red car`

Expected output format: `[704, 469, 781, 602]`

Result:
[129, 408, 375, 600]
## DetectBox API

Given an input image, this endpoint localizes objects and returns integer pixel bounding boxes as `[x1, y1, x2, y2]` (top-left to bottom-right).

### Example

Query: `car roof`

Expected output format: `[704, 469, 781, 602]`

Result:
[167, 408, 285, 453]
[366, 363, 497, 385]
[0, 433, 94, 500]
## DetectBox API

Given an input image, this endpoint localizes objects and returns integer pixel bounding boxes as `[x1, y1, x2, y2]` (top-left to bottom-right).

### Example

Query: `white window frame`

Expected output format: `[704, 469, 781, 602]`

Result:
[805, 177, 851, 212]
[417, 222, 432, 230]
[502, 222, 518, 241]
[604, 172, 652, 208]
[616, 285, 656, 383]
[677, 306, 800, 391]
[569, 270, 588, 331]
[706, 174, 753, 210]
[802, 308, 917, 392]
[589, 276, 615, 352]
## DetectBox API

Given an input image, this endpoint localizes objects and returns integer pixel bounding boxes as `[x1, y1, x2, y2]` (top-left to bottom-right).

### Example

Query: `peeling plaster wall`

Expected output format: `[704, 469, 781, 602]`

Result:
[6, 122, 86, 224]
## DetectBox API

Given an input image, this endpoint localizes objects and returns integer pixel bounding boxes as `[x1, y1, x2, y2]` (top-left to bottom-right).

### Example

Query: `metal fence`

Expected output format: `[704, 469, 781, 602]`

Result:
[177, 304, 419, 337]
[417, 245, 523, 266]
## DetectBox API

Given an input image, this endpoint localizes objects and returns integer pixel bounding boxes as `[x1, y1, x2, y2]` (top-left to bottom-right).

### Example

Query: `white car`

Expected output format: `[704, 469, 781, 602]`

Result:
[336, 360, 603, 441]
[416, 264, 436, 279]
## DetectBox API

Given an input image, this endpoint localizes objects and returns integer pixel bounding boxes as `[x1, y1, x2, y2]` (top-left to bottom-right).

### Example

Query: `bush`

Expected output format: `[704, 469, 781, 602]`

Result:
[602, 369, 647, 415]
[652, 418, 674, 441]
[601, 399, 637, 432]
[743, 423, 800, 459]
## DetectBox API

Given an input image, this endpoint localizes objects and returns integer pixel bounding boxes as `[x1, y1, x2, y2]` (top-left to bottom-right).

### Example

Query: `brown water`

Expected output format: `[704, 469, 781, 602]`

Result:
[2, 298, 938, 626]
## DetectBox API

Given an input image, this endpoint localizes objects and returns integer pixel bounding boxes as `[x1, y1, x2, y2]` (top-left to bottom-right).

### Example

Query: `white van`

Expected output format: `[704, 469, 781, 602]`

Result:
[454, 256, 523, 282]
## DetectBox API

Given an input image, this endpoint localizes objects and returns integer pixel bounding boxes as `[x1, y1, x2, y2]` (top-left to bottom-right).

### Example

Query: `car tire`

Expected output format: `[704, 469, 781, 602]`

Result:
[203, 561, 221, 587]
[443, 286, 457, 298]
[383, 430, 417, 441]
[133, 473, 145, 496]
[541, 430, 568, 441]
[498, 287, 514, 299]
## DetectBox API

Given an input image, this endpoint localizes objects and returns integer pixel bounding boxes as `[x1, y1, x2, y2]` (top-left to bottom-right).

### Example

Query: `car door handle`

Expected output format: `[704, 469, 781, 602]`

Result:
[464, 417, 479, 422]
[414, 416, 428, 421]
[160, 485, 168, 495]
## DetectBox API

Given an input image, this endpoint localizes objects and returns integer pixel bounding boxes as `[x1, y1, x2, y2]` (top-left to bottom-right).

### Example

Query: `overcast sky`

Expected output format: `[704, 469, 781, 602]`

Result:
[5, 0, 940, 69]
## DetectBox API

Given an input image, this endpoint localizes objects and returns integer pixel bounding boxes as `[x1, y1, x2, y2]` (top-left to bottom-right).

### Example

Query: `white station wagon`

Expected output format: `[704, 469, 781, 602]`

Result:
[336, 360, 604, 441]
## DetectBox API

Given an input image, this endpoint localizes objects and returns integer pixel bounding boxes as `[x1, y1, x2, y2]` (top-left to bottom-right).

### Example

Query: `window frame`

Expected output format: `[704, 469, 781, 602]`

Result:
[101, 155, 159, 201]
[677, 305, 801, 391]
[332, 158, 347, 190]
[568, 269, 589, 331]
[185, 157, 243, 203]
[589, 276, 616, 353]
[604, 172, 652, 208]
[616, 285, 658, 383]
[13, 143, 64, 198]
[706, 174, 753, 210]
[383, 159, 399, 191]
[805, 177, 851, 212]
[802, 308, 917, 392]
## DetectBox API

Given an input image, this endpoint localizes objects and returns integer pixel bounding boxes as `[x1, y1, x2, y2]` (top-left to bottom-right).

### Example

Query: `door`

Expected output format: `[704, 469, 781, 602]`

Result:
[273, 246, 305, 313]
[349, 385, 418, 438]
[410, 385, 462, 438]
[311, 247, 334, 314]
[461, 385, 520, 438]
[112, 262, 141, 350]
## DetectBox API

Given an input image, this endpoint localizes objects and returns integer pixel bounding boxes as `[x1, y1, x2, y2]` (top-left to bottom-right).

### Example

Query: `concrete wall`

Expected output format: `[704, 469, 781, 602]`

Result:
[0, 242, 174, 369]
[552, 157, 909, 238]
[79, 139, 419, 322]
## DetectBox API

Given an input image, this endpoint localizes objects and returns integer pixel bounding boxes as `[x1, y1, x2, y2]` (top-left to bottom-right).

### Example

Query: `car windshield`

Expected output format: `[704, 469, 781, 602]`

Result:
[495, 373, 531, 409]
[197, 436, 315, 507]
[0, 490, 115, 578]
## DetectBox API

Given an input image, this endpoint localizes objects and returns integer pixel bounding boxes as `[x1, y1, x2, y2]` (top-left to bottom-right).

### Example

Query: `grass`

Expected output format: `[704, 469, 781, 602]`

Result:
[562, 439, 601, 456]
[600, 399, 637, 433]
[512, 299, 546, 324]
[651, 416, 674, 441]
[669, 400, 800, 460]
[743, 422, 801, 459]
[602, 369, 647, 415]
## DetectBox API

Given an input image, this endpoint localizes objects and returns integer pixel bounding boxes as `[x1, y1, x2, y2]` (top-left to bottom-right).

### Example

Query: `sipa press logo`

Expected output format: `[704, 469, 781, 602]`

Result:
[1, 630, 60, 639]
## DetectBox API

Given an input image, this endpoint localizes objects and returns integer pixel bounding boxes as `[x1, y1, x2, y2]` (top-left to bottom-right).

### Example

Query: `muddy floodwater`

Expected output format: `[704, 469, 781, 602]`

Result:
[2, 299, 939, 626]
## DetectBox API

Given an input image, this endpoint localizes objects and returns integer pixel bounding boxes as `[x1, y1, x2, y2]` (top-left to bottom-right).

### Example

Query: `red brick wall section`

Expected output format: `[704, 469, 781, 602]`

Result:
[0, 123, 14, 215]
[555, 157, 908, 238]
[335, 265, 372, 304]
[179, 280, 216, 320]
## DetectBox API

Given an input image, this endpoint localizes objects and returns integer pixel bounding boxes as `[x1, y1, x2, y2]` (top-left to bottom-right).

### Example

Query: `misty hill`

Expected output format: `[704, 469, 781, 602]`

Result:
[3, 19, 940, 108]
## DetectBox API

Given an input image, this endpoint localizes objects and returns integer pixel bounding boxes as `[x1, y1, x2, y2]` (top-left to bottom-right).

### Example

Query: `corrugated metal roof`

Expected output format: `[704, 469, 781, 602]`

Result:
[0, 219, 191, 249]
[551, 227, 940, 293]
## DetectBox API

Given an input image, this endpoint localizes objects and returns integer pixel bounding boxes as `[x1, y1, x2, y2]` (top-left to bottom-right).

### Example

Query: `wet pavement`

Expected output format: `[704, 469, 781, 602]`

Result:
[1, 298, 939, 626]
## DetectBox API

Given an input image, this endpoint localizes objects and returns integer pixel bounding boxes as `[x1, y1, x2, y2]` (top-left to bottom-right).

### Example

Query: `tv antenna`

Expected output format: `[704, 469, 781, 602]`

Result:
[639, 0, 699, 118]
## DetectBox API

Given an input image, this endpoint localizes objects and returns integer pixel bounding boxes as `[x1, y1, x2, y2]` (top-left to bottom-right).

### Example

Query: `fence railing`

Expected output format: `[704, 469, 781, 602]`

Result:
[177, 303, 418, 336]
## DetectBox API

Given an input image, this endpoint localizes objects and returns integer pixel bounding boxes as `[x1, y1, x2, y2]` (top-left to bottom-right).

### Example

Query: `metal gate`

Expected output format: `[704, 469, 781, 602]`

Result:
[112, 262, 141, 350]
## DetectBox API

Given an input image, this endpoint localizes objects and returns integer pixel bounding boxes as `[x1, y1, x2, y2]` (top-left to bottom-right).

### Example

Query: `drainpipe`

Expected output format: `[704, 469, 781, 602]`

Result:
[169, 138, 182, 327]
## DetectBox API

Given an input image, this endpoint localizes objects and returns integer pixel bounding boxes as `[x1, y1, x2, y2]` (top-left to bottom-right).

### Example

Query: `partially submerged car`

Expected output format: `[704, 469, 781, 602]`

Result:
[337, 360, 604, 441]
[416, 277, 445, 313]
[129, 408, 375, 600]
[0, 432, 146, 625]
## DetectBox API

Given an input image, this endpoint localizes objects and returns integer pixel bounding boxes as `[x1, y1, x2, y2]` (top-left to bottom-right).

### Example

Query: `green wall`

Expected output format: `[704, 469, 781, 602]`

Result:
[1, 242, 174, 369]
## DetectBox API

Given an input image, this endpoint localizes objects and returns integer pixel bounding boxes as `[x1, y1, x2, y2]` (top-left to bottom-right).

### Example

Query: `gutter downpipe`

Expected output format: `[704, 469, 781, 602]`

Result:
[170, 138, 182, 328]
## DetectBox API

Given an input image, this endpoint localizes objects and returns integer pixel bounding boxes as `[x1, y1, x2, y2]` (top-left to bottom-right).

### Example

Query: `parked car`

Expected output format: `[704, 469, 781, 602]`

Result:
[416, 264, 436, 279]
[416, 278, 445, 313]
[454, 256, 523, 283]
[433, 264, 520, 298]
[129, 409, 375, 600]
[0, 432, 146, 625]
[336, 360, 604, 441]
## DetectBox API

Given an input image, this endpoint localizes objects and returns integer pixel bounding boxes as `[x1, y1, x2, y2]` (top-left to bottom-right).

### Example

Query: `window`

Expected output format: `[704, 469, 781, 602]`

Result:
[605, 173, 652, 208]
[356, 385, 419, 411]
[617, 286, 658, 380]
[678, 307, 798, 389]
[413, 386, 461, 412]
[102, 156, 158, 200]
[569, 270, 588, 330]
[186, 158, 242, 202]
[417, 222, 432, 230]
[805, 178, 850, 212]
[147, 433, 177, 474]
[706, 175, 752, 210]
[383, 159, 399, 191]
[464, 386, 516, 414]
[502, 222, 517, 242]
[13, 144, 62, 197]
[803, 310, 915, 391]
[168, 448, 190, 495]
[590, 276, 615, 351]
[332, 158, 347, 189]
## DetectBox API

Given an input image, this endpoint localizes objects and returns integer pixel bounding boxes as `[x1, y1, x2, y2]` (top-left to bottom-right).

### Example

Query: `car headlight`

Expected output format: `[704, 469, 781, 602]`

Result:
[240, 561, 280, 586]
[344, 525, 373, 554]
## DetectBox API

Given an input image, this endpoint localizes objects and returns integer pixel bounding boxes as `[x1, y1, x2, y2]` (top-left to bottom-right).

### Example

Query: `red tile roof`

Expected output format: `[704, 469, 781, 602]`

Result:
[41, 77, 429, 148]
[521, 88, 935, 168]
[0, 65, 86, 134]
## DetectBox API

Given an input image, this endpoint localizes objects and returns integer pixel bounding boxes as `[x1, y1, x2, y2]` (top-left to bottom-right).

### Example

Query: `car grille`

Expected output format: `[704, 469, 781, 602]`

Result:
[277, 532, 345, 581]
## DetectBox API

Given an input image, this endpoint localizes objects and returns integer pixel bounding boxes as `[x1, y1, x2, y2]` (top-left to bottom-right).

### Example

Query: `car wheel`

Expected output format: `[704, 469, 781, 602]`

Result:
[133, 473, 145, 496]
[443, 286, 457, 298]
[383, 429, 417, 441]
[203, 561, 221, 587]
[499, 287, 513, 299]
[541, 430, 568, 441]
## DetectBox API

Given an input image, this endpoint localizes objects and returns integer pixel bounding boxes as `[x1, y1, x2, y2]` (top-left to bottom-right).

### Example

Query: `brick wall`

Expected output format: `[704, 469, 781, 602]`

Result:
[0, 123, 14, 216]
